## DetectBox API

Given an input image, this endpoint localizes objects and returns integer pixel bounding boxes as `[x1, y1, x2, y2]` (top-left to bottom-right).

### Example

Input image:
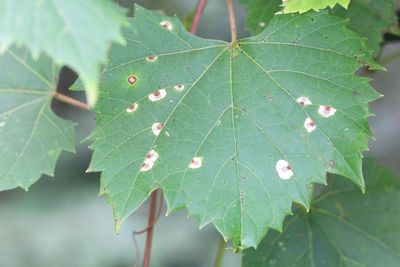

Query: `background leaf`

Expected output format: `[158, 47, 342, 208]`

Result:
[0, 0, 128, 106]
[0, 47, 75, 191]
[242, 159, 400, 267]
[282, 0, 350, 14]
[333, 0, 400, 55]
[85, 6, 379, 249]
[239, 0, 283, 35]
[240, 0, 399, 54]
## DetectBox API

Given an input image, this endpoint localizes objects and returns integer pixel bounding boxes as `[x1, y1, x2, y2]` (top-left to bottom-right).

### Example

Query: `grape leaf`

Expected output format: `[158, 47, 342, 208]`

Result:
[239, 0, 283, 35]
[0, 47, 75, 191]
[282, 0, 350, 14]
[86, 5, 380, 249]
[242, 160, 400, 266]
[0, 0, 129, 106]
[333, 0, 400, 55]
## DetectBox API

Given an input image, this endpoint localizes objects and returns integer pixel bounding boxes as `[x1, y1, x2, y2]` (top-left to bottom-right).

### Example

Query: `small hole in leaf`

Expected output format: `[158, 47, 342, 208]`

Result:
[146, 149, 159, 162]
[296, 96, 312, 107]
[152, 123, 164, 136]
[318, 105, 336, 118]
[304, 117, 316, 133]
[128, 76, 137, 85]
[126, 103, 138, 113]
[146, 55, 158, 62]
[160, 21, 173, 31]
[174, 84, 185, 91]
[189, 157, 202, 169]
[140, 161, 154, 172]
[275, 160, 293, 180]
[148, 89, 167, 102]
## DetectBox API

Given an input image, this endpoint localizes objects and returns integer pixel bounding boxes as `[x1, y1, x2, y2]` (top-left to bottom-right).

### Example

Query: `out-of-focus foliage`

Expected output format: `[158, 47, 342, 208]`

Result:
[243, 160, 400, 267]
[0, 0, 128, 106]
[0, 47, 75, 191]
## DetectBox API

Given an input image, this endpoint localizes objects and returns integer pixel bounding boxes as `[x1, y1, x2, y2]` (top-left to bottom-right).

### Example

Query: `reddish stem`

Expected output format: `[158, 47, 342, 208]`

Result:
[53, 92, 89, 110]
[142, 190, 158, 267]
[190, 0, 208, 34]
[226, 0, 237, 43]
[134, 192, 163, 235]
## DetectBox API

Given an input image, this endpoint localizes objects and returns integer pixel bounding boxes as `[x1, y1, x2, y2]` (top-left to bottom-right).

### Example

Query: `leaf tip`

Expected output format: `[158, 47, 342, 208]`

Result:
[86, 86, 99, 108]
[0, 44, 7, 54]
[360, 184, 366, 194]
[114, 219, 122, 234]
[165, 209, 172, 217]
[99, 187, 106, 196]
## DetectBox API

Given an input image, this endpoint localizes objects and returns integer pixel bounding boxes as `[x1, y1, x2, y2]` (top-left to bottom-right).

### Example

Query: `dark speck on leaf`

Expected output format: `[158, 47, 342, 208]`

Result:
[374, 12, 382, 19]
[329, 160, 336, 168]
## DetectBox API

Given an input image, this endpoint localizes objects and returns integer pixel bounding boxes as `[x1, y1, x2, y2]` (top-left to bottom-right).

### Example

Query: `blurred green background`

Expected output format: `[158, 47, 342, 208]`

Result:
[0, 1, 399, 266]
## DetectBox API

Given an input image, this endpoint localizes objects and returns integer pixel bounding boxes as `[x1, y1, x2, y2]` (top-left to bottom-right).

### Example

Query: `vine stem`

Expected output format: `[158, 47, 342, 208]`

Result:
[226, 0, 237, 43]
[142, 190, 158, 267]
[213, 236, 226, 267]
[53, 92, 89, 110]
[190, 0, 208, 34]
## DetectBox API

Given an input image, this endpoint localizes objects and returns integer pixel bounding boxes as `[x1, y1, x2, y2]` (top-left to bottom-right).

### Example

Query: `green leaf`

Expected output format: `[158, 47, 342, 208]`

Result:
[333, 0, 400, 55]
[0, 47, 75, 191]
[283, 0, 350, 14]
[0, 0, 128, 106]
[86, 6, 380, 249]
[240, 0, 399, 54]
[239, 0, 283, 35]
[242, 160, 400, 266]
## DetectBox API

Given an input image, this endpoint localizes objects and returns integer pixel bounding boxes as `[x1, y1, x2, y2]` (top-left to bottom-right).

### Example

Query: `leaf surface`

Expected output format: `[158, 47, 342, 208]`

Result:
[242, 160, 400, 266]
[0, 0, 128, 106]
[283, 0, 350, 14]
[87, 6, 379, 248]
[0, 47, 75, 191]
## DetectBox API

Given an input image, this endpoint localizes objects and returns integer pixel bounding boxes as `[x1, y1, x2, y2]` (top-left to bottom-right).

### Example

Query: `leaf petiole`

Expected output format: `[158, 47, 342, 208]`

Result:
[226, 0, 237, 43]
